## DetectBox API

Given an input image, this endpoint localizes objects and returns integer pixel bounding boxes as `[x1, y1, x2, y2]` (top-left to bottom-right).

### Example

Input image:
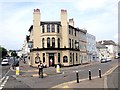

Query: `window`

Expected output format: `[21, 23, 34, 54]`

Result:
[58, 38, 60, 48]
[52, 37, 55, 48]
[76, 53, 78, 62]
[43, 53, 45, 63]
[71, 28, 73, 35]
[73, 53, 74, 65]
[70, 53, 72, 62]
[75, 40, 77, 49]
[58, 53, 60, 63]
[75, 30, 76, 36]
[47, 37, 50, 48]
[42, 38, 44, 48]
[69, 38, 71, 48]
[42, 25, 44, 33]
[57, 25, 60, 33]
[47, 24, 50, 32]
[69, 28, 71, 34]
[72, 39, 74, 48]
[52, 24, 55, 32]
[63, 56, 68, 63]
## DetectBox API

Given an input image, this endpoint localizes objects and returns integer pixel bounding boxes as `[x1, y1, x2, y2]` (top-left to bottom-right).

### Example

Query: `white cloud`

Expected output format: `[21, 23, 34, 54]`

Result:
[73, 0, 118, 12]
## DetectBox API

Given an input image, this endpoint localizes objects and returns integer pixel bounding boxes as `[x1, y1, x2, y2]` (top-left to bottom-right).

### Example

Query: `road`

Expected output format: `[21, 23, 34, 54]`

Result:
[0, 58, 119, 89]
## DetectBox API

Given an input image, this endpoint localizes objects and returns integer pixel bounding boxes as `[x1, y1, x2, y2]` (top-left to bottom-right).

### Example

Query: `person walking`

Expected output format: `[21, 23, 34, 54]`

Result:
[38, 61, 43, 78]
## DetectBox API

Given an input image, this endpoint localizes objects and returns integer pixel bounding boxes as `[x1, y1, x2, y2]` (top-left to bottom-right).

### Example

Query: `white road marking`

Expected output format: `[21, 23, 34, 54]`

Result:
[0, 76, 9, 90]
[0, 67, 11, 84]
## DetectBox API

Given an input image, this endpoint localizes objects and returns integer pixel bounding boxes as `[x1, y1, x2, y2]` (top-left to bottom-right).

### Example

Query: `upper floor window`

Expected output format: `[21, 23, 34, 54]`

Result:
[52, 37, 55, 48]
[71, 28, 73, 35]
[58, 38, 60, 48]
[75, 30, 76, 36]
[47, 24, 50, 32]
[69, 38, 71, 48]
[69, 28, 71, 34]
[42, 25, 44, 33]
[47, 37, 50, 48]
[72, 39, 74, 48]
[52, 24, 55, 32]
[42, 38, 44, 48]
[57, 25, 60, 33]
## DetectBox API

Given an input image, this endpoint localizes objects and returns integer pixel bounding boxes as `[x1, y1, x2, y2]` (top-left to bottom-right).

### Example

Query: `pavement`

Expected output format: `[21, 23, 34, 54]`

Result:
[10, 59, 119, 89]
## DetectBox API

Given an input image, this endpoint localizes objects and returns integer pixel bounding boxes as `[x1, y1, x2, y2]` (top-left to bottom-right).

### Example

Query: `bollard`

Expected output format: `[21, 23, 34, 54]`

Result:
[76, 71, 79, 83]
[99, 69, 102, 78]
[16, 67, 19, 75]
[89, 70, 91, 80]
[56, 65, 60, 73]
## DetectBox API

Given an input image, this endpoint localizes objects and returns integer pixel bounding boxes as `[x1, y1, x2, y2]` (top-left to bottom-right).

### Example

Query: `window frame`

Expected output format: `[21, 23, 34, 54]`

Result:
[47, 24, 50, 32]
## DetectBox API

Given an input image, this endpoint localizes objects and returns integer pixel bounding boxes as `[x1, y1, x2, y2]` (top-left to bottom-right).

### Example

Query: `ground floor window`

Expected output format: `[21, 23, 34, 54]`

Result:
[58, 53, 60, 63]
[43, 53, 45, 63]
[70, 53, 72, 62]
[63, 56, 68, 63]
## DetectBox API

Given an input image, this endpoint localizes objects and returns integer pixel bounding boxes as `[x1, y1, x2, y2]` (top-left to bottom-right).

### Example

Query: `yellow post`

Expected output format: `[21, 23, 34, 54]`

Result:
[56, 65, 60, 73]
[16, 67, 19, 75]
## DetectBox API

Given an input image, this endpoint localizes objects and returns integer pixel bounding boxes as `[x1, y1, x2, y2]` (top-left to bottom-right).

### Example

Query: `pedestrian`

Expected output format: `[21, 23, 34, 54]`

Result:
[38, 61, 43, 78]
[24, 57, 26, 64]
[50, 58, 53, 66]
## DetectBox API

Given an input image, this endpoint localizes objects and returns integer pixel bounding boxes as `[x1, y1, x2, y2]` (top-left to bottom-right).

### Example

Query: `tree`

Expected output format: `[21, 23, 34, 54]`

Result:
[0, 46, 7, 58]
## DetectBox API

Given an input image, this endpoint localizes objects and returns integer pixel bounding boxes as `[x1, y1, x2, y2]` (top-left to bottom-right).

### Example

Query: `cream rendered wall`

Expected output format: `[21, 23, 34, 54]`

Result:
[33, 9, 41, 48]
[61, 10, 69, 48]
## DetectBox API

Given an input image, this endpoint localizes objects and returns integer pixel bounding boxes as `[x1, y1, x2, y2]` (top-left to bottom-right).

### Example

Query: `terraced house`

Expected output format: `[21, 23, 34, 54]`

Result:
[27, 9, 87, 67]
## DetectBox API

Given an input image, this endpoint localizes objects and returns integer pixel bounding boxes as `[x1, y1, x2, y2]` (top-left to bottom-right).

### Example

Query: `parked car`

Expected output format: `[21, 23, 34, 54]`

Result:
[101, 58, 107, 63]
[1, 59, 9, 66]
[106, 57, 111, 62]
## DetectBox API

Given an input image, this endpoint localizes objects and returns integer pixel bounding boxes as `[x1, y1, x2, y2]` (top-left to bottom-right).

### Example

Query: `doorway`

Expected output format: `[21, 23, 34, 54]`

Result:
[49, 53, 54, 67]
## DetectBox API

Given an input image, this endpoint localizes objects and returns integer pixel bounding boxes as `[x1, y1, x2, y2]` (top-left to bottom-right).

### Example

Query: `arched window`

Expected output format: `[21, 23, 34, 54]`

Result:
[47, 37, 50, 48]
[58, 38, 60, 48]
[52, 37, 55, 48]
[42, 38, 44, 48]
[63, 56, 68, 63]
[52, 24, 55, 32]
[47, 24, 50, 32]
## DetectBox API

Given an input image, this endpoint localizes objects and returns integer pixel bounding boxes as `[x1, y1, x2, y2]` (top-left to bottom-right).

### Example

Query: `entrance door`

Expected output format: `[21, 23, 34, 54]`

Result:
[49, 53, 54, 67]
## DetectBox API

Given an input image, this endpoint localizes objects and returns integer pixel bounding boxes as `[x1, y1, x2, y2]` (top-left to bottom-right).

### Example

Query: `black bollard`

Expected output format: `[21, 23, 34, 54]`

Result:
[76, 71, 79, 83]
[99, 69, 102, 78]
[89, 70, 91, 80]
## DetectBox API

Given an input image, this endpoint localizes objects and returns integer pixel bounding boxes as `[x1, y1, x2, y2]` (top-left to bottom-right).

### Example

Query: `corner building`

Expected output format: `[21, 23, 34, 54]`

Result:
[28, 9, 87, 67]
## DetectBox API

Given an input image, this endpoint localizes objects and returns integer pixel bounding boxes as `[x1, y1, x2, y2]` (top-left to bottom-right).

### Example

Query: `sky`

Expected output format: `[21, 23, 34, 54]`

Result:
[0, 0, 118, 50]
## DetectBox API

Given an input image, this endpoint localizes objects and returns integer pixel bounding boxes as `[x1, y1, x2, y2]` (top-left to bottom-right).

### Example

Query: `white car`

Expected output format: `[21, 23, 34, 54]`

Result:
[106, 57, 111, 62]
[1, 59, 9, 65]
[101, 58, 107, 63]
